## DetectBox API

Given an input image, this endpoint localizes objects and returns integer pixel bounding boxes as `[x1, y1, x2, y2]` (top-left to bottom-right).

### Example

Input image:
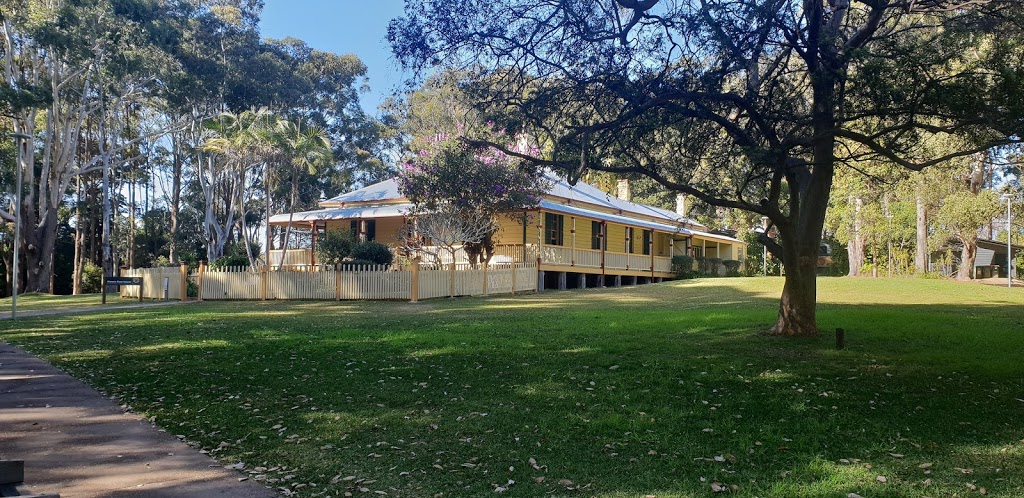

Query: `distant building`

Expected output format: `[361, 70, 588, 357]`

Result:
[268, 173, 747, 285]
[930, 238, 1022, 279]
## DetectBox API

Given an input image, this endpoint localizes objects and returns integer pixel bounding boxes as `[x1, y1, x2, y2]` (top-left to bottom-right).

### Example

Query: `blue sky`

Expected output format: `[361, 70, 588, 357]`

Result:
[259, 0, 409, 115]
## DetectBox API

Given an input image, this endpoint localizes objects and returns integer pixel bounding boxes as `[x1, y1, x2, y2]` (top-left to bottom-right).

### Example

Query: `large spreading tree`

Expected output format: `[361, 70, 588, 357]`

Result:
[389, 0, 1024, 336]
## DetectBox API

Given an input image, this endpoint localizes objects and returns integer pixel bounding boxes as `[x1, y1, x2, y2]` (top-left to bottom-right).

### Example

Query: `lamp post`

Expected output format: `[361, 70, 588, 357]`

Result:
[9, 132, 31, 319]
[1002, 194, 1013, 289]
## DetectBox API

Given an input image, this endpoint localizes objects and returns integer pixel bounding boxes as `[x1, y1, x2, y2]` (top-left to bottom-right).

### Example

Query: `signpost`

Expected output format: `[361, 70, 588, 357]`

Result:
[101, 276, 143, 303]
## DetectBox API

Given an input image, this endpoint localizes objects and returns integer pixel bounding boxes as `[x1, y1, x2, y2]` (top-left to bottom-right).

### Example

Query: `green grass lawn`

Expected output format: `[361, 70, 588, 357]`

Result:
[0, 292, 123, 314]
[2, 278, 1022, 497]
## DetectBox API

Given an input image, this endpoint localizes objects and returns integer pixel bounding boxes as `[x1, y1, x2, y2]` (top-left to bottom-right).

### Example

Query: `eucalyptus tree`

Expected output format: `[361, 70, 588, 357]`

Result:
[390, 0, 1024, 336]
[1, 0, 182, 292]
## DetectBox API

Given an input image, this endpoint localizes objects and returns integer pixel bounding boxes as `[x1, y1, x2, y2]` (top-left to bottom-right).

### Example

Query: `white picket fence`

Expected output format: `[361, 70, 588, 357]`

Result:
[197, 263, 538, 301]
[202, 266, 263, 300]
[120, 267, 188, 300]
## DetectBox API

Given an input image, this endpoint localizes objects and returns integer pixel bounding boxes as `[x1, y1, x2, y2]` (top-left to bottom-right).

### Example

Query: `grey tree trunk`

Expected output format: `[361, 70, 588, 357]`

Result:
[957, 237, 978, 280]
[169, 131, 182, 264]
[915, 184, 928, 273]
[847, 196, 866, 276]
[73, 175, 84, 294]
[101, 110, 113, 291]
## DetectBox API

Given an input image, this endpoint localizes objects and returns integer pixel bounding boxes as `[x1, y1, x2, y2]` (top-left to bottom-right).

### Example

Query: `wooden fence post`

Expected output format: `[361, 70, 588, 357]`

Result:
[262, 266, 269, 301]
[410, 257, 420, 303]
[511, 263, 517, 295]
[482, 264, 488, 296]
[179, 262, 188, 302]
[197, 261, 206, 301]
[336, 264, 342, 301]
[449, 263, 455, 298]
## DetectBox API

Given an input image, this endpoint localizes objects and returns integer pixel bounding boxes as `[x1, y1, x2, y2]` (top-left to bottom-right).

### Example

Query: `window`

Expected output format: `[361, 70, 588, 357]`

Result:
[350, 219, 376, 241]
[642, 230, 652, 255]
[544, 212, 564, 246]
[625, 227, 635, 253]
[692, 246, 703, 258]
[591, 221, 605, 250]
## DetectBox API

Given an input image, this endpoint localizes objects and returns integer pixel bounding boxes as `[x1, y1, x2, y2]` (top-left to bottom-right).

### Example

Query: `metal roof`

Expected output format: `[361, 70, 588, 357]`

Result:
[321, 172, 705, 228]
[539, 200, 691, 235]
[270, 198, 742, 244]
[322, 179, 403, 204]
[268, 203, 412, 224]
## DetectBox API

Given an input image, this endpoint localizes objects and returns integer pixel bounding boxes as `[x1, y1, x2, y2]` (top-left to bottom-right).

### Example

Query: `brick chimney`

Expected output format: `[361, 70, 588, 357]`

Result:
[616, 179, 632, 202]
[675, 193, 688, 217]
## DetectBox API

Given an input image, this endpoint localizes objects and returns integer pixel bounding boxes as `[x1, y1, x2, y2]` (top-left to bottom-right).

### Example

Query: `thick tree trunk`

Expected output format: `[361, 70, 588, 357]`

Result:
[25, 210, 59, 293]
[770, 239, 821, 336]
[768, 27, 837, 336]
[957, 237, 977, 280]
[915, 185, 928, 273]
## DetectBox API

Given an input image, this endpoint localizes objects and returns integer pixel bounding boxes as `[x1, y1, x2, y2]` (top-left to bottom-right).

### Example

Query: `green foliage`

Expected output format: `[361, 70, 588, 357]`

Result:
[80, 262, 103, 294]
[935, 190, 1003, 243]
[820, 238, 850, 277]
[697, 257, 723, 276]
[722, 259, 742, 276]
[671, 255, 696, 279]
[211, 245, 252, 269]
[741, 232, 783, 276]
[397, 131, 548, 216]
[348, 241, 393, 266]
[316, 230, 355, 266]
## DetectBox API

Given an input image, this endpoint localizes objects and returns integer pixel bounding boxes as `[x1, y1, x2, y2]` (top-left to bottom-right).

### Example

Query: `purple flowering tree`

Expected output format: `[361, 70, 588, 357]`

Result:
[397, 131, 549, 265]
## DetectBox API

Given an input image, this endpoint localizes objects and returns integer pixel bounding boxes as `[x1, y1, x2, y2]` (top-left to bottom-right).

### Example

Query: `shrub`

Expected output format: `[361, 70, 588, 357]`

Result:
[349, 241, 394, 266]
[211, 253, 249, 269]
[671, 255, 696, 279]
[81, 262, 103, 293]
[211, 244, 252, 269]
[317, 229, 355, 265]
[697, 257, 723, 276]
[723, 259, 742, 276]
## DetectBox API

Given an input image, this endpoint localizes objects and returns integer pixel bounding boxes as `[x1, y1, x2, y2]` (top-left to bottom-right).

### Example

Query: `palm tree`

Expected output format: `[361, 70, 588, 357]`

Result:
[201, 108, 277, 268]
[272, 119, 332, 270]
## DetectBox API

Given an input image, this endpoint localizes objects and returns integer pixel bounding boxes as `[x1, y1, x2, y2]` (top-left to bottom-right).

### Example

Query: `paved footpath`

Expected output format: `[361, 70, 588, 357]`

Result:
[0, 342, 279, 497]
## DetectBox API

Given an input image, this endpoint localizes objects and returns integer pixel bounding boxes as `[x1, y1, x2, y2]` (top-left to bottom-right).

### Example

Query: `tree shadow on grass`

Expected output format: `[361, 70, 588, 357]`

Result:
[1, 280, 1022, 497]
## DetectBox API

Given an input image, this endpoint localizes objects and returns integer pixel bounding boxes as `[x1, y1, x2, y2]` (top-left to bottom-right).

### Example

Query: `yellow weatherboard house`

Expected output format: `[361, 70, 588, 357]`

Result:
[269, 173, 746, 288]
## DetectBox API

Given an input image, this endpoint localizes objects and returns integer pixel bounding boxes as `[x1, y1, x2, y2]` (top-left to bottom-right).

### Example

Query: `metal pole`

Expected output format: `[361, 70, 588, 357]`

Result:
[763, 244, 767, 276]
[761, 216, 769, 276]
[9, 133, 31, 319]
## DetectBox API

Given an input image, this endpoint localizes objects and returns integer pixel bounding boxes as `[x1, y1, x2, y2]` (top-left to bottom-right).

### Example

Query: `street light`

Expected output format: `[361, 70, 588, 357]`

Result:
[9, 132, 31, 319]
[1002, 193, 1013, 289]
